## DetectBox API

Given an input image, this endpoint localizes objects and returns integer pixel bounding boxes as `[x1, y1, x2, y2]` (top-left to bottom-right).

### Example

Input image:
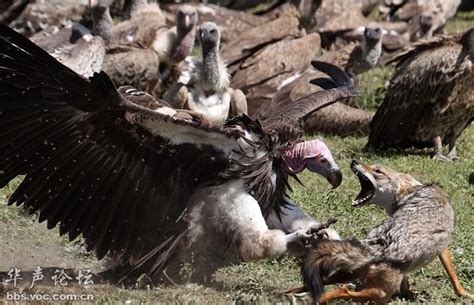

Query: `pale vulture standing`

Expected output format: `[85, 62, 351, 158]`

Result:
[368, 29, 474, 161]
[102, 3, 198, 96]
[164, 22, 247, 126]
[0, 25, 355, 281]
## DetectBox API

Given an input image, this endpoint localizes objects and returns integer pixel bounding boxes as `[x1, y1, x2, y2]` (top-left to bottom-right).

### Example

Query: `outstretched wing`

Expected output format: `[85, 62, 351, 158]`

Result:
[263, 61, 358, 144]
[0, 25, 241, 273]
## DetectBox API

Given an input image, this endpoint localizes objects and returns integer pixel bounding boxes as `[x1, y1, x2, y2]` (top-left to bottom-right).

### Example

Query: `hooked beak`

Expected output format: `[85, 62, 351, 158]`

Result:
[327, 168, 343, 188]
[307, 160, 343, 189]
[199, 29, 207, 41]
[184, 15, 191, 28]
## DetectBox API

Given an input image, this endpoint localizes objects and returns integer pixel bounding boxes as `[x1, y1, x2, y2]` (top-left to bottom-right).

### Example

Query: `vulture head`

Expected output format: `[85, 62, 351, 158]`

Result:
[419, 13, 434, 35]
[364, 24, 383, 44]
[69, 23, 93, 44]
[176, 5, 198, 32]
[199, 22, 221, 50]
[89, 0, 110, 13]
[293, 0, 322, 30]
[89, 0, 112, 44]
[280, 140, 342, 188]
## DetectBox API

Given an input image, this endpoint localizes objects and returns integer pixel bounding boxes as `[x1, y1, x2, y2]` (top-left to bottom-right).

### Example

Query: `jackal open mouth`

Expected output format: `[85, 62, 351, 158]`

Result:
[350, 160, 375, 207]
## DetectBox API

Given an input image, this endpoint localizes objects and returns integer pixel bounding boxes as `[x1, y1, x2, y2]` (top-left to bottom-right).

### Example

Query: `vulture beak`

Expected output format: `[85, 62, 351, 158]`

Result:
[307, 159, 343, 188]
[327, 168, 343, 188]
[199, 29, 207, 41]
[184, 14, 191, 28]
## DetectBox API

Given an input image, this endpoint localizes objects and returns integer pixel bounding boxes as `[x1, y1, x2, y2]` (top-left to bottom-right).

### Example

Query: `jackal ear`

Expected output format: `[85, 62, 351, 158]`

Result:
[396, 173, 422, 194]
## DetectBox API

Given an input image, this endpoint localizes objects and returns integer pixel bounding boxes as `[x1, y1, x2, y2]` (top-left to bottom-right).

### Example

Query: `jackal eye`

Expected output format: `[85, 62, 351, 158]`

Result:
[373, 169, 383, 174]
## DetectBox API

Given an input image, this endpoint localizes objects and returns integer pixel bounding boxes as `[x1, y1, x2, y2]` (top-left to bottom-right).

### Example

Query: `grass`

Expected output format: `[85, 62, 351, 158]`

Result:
[0, 10, 473, 305]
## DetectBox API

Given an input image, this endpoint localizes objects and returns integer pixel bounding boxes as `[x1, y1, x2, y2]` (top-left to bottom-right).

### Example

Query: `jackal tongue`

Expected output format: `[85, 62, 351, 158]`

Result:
[352, 172, 375, 206]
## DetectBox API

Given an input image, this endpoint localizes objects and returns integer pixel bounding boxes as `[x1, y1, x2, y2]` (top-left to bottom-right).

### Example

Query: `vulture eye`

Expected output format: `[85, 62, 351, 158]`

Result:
[210, 29, 216, 34]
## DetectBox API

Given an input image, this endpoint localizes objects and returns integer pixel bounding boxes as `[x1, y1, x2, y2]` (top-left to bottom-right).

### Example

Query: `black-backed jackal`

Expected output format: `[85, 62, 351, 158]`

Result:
[289, 160, 473, 304]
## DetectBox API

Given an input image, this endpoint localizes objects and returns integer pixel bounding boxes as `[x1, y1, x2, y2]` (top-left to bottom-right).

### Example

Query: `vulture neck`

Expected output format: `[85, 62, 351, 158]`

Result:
[92, 6, 113, 45]
[419, 24, 433, 38]
[129, 0, 148, 15]
[362, 37, 382, 65]
[201, 42, 225, 92]
[170, 25, 196, 63]
[280, 141, 312, 174]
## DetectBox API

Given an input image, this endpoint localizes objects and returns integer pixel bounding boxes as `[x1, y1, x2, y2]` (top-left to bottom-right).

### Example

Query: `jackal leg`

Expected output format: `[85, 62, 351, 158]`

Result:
[398, 275, 418, 300]
[439, 248, 474, 300]
[284, 270, 358, 295]
[318, 286, 389, 304]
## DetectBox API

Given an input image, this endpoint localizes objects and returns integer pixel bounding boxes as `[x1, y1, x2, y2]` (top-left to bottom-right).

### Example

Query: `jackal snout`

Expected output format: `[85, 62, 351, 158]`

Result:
[351, 160, 422, 212]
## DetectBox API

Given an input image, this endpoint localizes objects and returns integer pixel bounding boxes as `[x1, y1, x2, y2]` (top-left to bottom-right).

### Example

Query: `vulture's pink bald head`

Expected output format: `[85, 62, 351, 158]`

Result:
[280, 139, 342, 188]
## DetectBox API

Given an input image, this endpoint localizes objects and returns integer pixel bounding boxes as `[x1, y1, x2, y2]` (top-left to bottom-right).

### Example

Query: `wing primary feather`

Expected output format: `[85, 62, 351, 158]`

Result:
[309, 77, 338, 90]
[311, 60, 352, 86]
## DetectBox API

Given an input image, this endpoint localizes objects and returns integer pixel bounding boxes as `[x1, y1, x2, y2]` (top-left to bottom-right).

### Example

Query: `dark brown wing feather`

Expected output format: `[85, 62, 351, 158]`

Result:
[0, 25, 238, 275]
[222, 13, 301, 68]
[368, 34, 468, 149]
[102, 43, 160, 94]
[263, 61, 358, 144]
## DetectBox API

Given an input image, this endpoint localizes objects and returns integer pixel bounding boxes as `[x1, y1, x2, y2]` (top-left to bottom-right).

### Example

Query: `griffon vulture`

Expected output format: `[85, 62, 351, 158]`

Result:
[26, 0, 112, 78]
[164, 22, 247, 126]
[0, 25, 356, 280]
[367, 29, 474, 161]
[8, 0, 88, 37]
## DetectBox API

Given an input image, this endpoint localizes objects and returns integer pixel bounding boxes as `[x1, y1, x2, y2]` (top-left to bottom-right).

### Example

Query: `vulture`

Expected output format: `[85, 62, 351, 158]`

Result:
[26, 0, 111, 78]
[379, 0, 461, 34]
[150, 5, 198, 86]
[222, 0, 322, 115]
[255, 24, 383, 136]
[164, 22, 247, 126]
[8, 0, 88, 37]
[111, 0, 166, 46]
[161, 2, 270, 43]
[0, 25, 356, 281]
[105, 4, 198, 97]
[367, 29, 474, 161]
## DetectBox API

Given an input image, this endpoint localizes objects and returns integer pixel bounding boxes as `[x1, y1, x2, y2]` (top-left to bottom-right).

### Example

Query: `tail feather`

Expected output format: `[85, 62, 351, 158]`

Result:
[301, 239, 384, 301]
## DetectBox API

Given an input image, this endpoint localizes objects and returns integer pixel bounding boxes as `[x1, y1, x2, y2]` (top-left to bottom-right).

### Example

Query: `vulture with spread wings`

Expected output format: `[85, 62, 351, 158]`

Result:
[0, 25, 356, 280]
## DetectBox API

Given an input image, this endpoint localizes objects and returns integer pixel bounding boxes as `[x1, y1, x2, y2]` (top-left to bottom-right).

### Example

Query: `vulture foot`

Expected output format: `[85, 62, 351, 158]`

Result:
[447, 148, 459, 161]
[286, 228, 315, 244]
[432, 154, 452, 162]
